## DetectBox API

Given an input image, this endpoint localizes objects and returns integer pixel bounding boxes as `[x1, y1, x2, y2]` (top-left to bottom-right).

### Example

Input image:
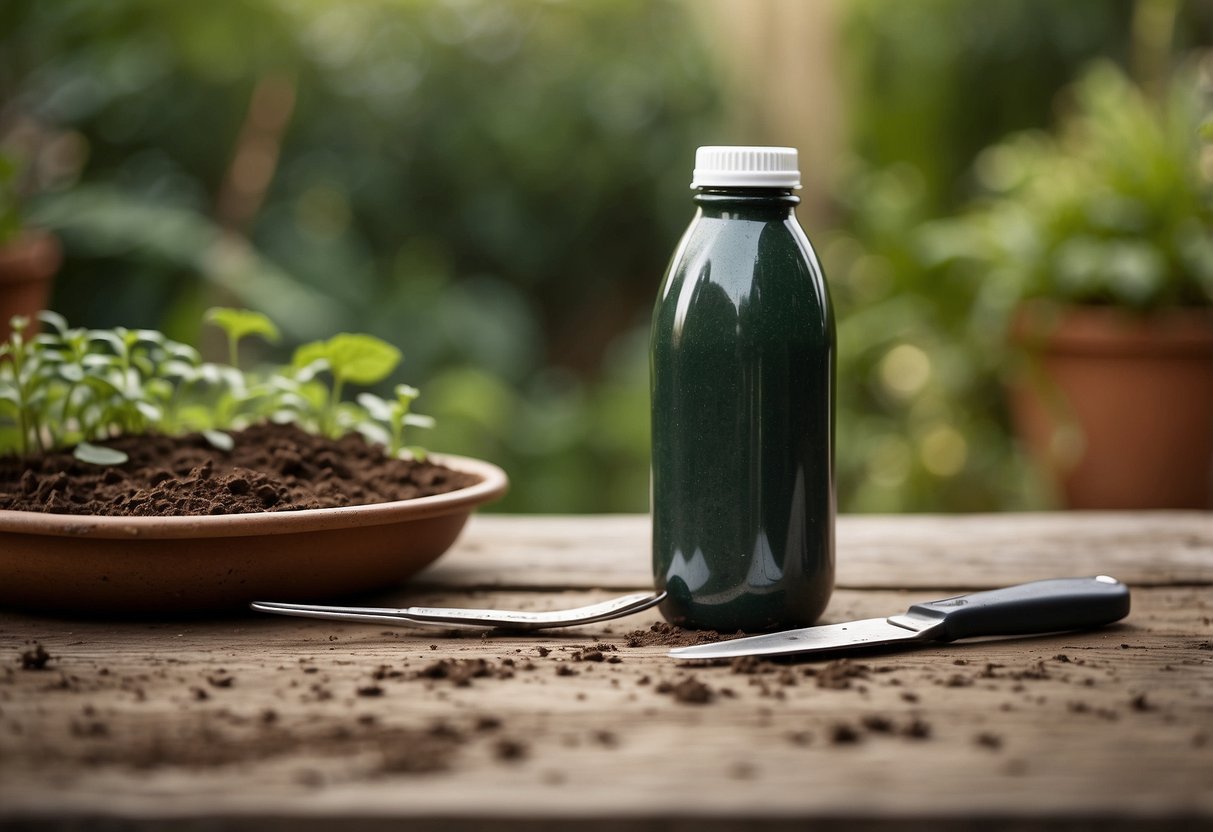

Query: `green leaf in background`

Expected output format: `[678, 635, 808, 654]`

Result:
[73, 442, 129, 466]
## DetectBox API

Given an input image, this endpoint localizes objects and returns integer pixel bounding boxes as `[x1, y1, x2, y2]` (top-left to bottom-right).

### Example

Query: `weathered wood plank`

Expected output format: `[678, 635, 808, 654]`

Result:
[2, 585, 1211, 829]
[423, 512, 1213, 591]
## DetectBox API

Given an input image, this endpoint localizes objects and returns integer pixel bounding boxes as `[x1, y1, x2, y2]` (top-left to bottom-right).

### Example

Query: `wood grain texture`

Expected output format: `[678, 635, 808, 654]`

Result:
[1, 513, 1211, 831]
[423, 512, 1213, 590]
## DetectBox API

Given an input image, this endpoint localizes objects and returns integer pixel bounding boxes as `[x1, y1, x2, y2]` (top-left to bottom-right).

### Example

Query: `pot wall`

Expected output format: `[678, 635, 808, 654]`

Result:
[1009, 304, 1213, 510]
[0, 230, 60, 342]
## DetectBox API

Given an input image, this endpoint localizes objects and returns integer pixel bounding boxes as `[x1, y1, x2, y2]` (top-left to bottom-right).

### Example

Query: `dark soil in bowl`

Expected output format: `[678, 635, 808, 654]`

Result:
[0, 423, 480, 517]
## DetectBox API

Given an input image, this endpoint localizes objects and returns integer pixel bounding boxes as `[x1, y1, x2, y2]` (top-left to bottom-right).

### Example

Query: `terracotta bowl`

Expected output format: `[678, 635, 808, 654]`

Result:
[0, 454, 507, 616]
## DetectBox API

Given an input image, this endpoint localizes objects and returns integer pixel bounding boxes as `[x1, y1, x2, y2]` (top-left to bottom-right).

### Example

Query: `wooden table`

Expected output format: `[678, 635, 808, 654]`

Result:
[2, 512, 1211, 831]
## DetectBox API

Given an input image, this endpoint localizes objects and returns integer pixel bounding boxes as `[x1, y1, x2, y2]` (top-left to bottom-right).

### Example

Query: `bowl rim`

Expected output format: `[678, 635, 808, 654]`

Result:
[0, 453, 508, 540]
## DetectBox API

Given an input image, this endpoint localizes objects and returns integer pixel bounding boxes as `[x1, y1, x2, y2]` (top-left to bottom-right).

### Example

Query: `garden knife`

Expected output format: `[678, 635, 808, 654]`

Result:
[668, 576, 1130, 661]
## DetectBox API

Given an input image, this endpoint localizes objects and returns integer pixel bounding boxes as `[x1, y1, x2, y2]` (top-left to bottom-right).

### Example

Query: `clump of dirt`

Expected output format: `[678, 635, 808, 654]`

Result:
[493, 738, 529, 762]
[826, 715, 933, 745]
[830, 723, 862, 744]
[975, 731, 1004, 750]
[0, 423, 479, 516]
[19, 643, 51, 670]
[570, 644, 620, 663]
[811, 659, 870, 690]
[625, 622, 732, 648]
[415, 658, 512, 687]
[655, 675, 715, 704]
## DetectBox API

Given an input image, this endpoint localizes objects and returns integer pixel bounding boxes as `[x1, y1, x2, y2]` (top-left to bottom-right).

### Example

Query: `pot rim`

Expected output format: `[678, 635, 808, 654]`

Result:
[0, 452, 508, 540]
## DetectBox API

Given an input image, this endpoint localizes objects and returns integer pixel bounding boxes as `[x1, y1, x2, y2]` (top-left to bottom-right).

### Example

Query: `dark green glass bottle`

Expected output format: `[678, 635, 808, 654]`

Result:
[650, 146, 835, 632]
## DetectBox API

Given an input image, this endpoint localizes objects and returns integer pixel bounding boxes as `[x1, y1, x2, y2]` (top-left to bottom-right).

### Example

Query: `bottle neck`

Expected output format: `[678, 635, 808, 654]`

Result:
[692, 188, 799, 219]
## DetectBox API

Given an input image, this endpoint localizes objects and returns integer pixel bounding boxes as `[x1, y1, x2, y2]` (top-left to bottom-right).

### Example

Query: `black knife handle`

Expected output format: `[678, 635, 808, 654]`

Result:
[902, 576, 1130, 642]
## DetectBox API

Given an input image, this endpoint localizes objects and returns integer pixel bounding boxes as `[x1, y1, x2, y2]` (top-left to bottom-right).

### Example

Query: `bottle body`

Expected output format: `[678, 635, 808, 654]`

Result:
[650, 189, 835, 631]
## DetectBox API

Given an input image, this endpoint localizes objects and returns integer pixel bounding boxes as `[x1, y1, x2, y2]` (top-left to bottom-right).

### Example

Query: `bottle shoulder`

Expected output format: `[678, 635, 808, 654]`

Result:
[661, 213, 826, 293]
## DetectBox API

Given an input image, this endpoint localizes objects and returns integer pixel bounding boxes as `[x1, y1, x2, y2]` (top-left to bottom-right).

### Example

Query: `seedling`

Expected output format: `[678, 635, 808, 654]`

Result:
[357, 384, 435, 460]
[291, 333, 402, 438]
[0, 310, 432, 465]
[203, 307, 279, 368]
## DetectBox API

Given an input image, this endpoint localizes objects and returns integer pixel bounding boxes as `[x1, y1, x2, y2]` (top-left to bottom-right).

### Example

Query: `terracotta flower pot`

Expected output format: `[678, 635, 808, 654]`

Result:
[0, 229, 60, 341]
[1008, 303, 1213, 509]
[0, 454, 508, 615]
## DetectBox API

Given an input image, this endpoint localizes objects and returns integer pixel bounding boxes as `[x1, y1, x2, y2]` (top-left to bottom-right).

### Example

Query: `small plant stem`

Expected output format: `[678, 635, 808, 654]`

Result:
[57, 382, 78, 446]
[326, 375, 345, 437]
[9, 338, 29, 456]
[227, 334, 240, 369]
[29, 399, 45, 453]
[15, 405, 28, 457]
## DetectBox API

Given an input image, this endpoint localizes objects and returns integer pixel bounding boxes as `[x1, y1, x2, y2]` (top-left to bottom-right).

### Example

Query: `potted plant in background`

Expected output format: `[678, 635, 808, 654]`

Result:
[933, 62, 1213, 509]
[0, 150, 61, 343]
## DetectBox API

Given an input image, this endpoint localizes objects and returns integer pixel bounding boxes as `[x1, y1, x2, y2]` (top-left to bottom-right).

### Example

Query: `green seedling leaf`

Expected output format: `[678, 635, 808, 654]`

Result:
[36, 310, 69, 335]
[81, 353, 119, 370]
[161, 359, 200, 382]
[295, 334, 402, 386]
[205, 307, 280, 367]
[167, 342, 202, 364]
[404, 413, 436, 429]
[355, 422, 390, 447]
[202, 429, 235, 452]
[132, 329, 165, 346]
[87, 330, 125, 353]
[58, 364, 84, 383]
[204, 307, 280, 345]
[32, 333, 64, 349]
[291, 341, 329, 372]
[73, 441, 129, 466]
[356, 392, 393, 421]
[324, 334, 401, 385]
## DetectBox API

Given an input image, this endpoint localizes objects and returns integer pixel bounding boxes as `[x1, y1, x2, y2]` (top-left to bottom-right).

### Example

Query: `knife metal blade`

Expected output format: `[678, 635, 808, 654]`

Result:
[668, 575, 1130, 661]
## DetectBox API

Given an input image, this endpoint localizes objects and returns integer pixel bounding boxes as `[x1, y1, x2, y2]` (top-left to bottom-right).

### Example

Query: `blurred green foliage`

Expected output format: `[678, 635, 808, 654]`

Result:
[3, 0, 1210, 513]
[0, 0, 720, 512]
[824, 0, 1212, 512]
[927, 62, 1213, 310]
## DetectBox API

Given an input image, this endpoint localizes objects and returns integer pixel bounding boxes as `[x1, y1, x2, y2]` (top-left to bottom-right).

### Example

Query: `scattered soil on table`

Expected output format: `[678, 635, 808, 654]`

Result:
[625, 622, 733, 648]
[826, 715, 933, 745]
[415, 658, 514, 687]
[0, 423, 479, 516]
[1, 634, 1179, 781]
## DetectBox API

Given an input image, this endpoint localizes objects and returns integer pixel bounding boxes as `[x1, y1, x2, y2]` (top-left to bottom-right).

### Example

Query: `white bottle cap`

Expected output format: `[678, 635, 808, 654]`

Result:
[691, 146, 801, 189]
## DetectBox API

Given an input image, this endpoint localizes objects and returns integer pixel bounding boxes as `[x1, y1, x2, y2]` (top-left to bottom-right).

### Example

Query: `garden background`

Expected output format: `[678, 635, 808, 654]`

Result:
[2, 0, 1210, 513]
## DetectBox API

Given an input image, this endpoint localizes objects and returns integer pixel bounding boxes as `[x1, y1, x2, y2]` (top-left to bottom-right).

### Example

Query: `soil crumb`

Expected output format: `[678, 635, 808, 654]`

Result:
[656, 675, 714, 704]
[19, 643, 52, 670]
[814, 659, 870, 690]
[415, 658, 511, 687]
[0, 423, 479, 516]
[494, 738, 529, 762]
[830, 723, 862, 744]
